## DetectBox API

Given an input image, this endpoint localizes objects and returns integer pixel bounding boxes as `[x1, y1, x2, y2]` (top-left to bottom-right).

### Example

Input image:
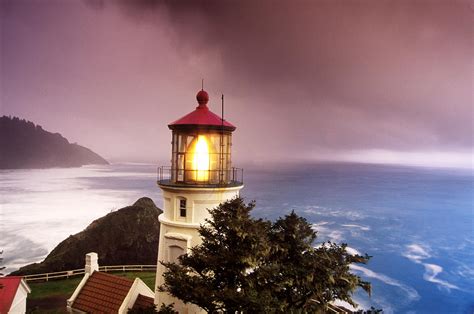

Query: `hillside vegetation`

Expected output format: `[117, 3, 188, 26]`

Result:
[0, 116, 108, 169]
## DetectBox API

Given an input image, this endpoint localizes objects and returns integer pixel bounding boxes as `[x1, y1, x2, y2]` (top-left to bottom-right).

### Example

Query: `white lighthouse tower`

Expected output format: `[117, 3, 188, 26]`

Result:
[154, 89, 244, 313]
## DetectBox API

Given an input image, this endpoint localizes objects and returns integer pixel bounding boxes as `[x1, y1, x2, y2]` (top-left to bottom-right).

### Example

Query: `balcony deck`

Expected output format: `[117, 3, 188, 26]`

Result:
[157, 166, 244, 189]
[158, 179, 244, 189]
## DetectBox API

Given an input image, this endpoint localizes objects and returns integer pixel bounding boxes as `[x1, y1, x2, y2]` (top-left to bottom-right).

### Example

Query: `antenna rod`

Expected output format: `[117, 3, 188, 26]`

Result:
[220, 94, 224, 184]
[221, 94, 224, 122]
[201, 79, 204, 91]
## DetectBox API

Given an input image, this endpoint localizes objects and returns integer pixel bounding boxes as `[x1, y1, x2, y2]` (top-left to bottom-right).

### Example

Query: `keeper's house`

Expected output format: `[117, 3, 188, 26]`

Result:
[0, 276, 31, 314]
[67, 253, 154, 313]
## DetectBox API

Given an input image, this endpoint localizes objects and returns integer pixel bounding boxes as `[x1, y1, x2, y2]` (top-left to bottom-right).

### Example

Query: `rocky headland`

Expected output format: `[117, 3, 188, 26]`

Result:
[0, 116, 108, 169]
[11, 197, 162, 275]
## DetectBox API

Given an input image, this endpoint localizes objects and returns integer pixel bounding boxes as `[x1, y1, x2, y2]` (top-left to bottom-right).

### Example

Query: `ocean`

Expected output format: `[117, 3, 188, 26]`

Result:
[1, 163, 473, 313]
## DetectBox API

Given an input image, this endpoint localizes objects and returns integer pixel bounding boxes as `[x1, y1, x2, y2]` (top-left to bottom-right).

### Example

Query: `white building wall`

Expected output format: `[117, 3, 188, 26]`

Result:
[155, 184, 243, 313]
[8, 280, 30, 314]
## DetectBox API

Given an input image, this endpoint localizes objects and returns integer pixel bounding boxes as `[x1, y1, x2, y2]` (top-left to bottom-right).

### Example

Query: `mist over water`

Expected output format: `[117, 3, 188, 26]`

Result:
[0, 164, 161, 271]
[1, 162, 473, 312]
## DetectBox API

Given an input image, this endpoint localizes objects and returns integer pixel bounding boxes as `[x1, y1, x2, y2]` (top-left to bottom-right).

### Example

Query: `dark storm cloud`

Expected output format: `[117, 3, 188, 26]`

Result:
[2, 0, 472, 166]
[88, 0, 472, 152]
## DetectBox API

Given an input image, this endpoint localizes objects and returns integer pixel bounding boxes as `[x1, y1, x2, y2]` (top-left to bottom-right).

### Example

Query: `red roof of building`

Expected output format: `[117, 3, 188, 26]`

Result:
[131, 294, 155, 311]
[73, 272, 134, 313]
[169, 90, 236, 131]
[0, 276, 23, 313]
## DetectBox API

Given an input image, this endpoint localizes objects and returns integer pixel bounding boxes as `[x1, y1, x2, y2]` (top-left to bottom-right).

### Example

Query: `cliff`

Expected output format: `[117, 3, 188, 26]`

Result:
[11, 197, 162, 275]
[0, 116, 108, 169]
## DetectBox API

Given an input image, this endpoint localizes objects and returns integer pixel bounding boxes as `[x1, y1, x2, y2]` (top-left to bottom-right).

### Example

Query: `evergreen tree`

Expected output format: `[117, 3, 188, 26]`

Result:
[262, 211, 371, 311]
[160, 198, 371, 313]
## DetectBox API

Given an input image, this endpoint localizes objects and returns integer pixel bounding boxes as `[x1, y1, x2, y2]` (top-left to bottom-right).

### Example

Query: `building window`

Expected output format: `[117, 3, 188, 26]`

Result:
[179, 199, 186, 217]
[169, 245, 185, 264]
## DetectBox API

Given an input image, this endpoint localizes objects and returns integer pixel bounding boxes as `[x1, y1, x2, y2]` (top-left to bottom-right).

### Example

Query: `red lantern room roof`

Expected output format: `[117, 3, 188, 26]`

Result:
[169, 90, 236, 132]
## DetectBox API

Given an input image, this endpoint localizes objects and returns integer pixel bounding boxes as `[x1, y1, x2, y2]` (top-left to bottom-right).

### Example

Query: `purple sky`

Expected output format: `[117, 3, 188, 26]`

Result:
[1, 0, 472, 167]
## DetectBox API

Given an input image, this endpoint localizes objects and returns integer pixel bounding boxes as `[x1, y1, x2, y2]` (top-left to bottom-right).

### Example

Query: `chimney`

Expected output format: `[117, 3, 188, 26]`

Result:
[85, 252, 99, 275]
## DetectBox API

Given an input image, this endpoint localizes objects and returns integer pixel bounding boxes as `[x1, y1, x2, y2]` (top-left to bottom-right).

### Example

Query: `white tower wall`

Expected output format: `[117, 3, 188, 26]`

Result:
[155, 184, 243, 314]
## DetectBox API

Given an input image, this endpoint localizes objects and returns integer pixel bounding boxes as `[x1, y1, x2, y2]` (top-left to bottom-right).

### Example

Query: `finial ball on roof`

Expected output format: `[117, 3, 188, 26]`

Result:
[196, 90, 209, 106]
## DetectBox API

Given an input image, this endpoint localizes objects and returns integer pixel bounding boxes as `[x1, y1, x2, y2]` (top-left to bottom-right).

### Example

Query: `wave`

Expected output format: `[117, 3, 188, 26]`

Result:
[403, 243, 459, 291]
[312, 221, 370, 244]
[0, 232, 48, 274]
[341, 224, 371, 231]
[327, 230, 344, 242]
[346, 246, 362, 256]
[312, 221, 330, 227]
[454, 263, 474, 280]
[311, 222, 345, 243]
[350, 264, 420, 302]
[334, 293, 395, 314]
[304, 205, 367, 220]
[423, 263, 459, 290]
[111, 162, 156, 166]
[403, 243, 431, 262]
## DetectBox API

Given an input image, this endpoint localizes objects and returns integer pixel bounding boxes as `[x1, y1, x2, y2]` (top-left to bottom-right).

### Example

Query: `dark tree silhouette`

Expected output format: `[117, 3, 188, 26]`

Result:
[0, 115, 108, 169]
[160, 198, 371, 313]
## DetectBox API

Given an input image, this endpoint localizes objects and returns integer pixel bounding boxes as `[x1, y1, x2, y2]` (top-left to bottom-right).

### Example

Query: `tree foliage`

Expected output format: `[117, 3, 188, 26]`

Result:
[127, 303, 178, 314]
[160, 198, 371, 313]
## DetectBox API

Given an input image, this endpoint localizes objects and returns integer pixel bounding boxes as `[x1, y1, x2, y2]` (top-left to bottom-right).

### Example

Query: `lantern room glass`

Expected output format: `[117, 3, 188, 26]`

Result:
[171, 131, 232, 184]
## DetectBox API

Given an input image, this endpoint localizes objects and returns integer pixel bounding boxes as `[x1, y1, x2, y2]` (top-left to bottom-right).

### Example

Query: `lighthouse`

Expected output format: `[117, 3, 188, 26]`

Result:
[155, 89, 244, 313]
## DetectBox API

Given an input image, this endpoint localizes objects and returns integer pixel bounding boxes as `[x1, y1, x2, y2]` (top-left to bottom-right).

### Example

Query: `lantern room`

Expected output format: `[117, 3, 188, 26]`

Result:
[157, 90, 243, 187]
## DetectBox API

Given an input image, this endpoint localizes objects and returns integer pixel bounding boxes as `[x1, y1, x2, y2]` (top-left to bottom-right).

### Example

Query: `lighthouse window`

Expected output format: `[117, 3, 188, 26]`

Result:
[169, 245, 185, 264]
[179, 199, 187, 217]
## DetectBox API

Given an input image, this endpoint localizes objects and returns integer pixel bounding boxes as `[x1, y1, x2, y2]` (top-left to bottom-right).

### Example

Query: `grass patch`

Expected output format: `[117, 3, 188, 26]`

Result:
[29, 277, 83, 300]
[113, 271, 156, 290]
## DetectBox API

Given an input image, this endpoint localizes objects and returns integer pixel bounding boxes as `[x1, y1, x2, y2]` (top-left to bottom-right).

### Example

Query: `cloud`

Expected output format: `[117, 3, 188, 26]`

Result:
[109, 0, 473, 152]
[2, 0, 472, 164]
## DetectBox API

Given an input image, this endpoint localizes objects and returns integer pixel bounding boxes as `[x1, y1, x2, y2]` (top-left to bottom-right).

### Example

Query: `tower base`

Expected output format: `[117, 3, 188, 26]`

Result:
[154, 184, 243, 313]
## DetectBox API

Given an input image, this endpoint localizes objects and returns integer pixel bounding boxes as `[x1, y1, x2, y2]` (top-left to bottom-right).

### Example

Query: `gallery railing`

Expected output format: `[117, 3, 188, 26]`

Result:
[157, 166, 244, 187]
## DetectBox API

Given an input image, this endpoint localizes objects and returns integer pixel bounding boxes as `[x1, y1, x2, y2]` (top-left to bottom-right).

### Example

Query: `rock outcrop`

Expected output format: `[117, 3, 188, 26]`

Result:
[11, 197, 162, 275]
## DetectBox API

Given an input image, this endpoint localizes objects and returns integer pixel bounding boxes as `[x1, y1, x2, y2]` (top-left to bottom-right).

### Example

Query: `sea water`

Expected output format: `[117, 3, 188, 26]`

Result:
[0, 163, 473, 313]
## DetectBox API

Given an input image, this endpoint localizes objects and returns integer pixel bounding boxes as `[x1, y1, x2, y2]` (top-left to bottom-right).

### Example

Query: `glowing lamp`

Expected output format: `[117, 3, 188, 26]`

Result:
[189, 135, 210, 182]
[166, 90, 237, 185]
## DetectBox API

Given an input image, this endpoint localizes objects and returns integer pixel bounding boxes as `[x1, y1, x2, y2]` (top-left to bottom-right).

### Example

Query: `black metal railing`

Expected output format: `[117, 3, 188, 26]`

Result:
[157, 166, 244, 187]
